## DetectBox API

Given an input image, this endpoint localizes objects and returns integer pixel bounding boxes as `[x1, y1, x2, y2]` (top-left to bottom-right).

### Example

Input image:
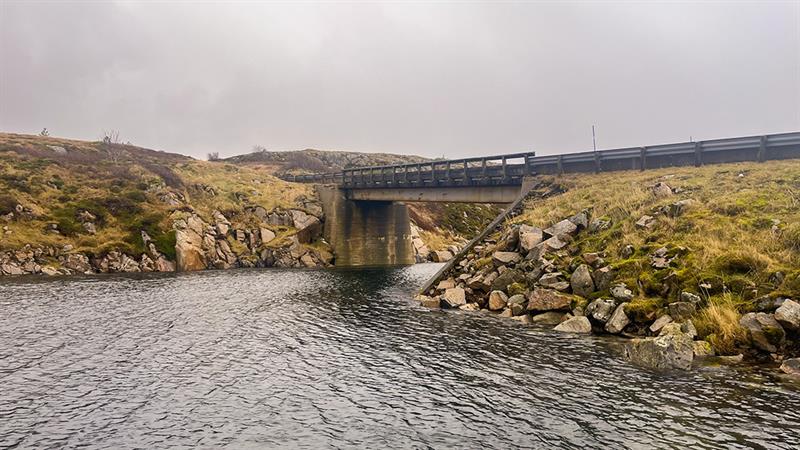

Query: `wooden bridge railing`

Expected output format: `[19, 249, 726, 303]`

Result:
[284, 132, 800, 188]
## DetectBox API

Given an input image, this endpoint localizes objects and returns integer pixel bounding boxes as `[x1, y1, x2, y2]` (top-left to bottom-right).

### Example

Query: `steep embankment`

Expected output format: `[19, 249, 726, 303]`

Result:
[224, 146, 502, 261]
[420, 160, 800, 374]
[0, 133, 331, 276]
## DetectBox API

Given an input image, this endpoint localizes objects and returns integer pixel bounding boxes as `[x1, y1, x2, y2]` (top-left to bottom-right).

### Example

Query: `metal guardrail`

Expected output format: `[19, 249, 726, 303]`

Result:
[284, 131, 800, 187]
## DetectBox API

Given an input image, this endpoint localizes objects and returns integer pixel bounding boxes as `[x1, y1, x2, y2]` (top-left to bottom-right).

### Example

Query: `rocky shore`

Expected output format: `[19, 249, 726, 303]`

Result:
[0, 204, 332, 276]
[417, 179, 800, 378]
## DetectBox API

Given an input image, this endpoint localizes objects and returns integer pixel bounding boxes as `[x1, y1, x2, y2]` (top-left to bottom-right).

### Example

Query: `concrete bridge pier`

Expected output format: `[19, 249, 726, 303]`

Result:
[317, 186, 415, 266]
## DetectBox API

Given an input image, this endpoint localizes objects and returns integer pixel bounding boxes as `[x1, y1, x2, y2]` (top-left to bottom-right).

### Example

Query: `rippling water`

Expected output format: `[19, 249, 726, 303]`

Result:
[1, 265, 799, 449]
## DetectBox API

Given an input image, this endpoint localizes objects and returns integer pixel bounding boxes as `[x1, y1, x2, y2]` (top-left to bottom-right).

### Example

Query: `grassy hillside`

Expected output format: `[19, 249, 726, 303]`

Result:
[224, 147, 431, 176]
[0, 133, 312, 259]
[513, 159, 800, 353]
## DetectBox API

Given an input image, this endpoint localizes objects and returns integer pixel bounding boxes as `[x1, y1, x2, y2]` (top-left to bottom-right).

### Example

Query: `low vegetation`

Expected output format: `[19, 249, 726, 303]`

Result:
[512, 159, 800, 353]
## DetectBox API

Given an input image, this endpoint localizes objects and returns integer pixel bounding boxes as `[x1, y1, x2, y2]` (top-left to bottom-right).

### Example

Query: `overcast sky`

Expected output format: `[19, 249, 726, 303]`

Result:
[1, 1, 798, 159]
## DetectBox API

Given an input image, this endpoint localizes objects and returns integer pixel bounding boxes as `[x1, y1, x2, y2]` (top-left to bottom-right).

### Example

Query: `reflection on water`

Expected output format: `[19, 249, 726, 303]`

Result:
[1, 266, 799, 448]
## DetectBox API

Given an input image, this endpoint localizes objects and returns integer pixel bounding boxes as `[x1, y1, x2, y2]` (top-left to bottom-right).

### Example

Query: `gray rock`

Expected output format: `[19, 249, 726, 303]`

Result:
[509, 302, 527, 316]
[518, 225, 544, 252]
[652, 182, 673, 197]
[442, 288, 466, 308]
[544, 219, 578, 238]
[605, 303, 630, 334]
[539, 272, 565, 288]
[488, 290, 509, 311]
[588, 218, 611, 232]
[740, 312, 786, 353]
[570, 264, 595, 297]
[431, 250, 453, 262]
[610, 284, 634, 302]
[490, 269, 524, 292]
[635, 215, 655, 229]
[568, 211, 589, 230]
[554, 316, 592, 333]
[527, 288, 573, 312]
[532, 311, 565, 325]
[680, 291, 702, 304]
[624, 333, 694, 370]
[668, 302, 696, 322]
[437, 278, 456, 290]
[649, 314, 673, 333]
[492, 251, 521, 266]
[592, 266, 616, 291]
[586, 298, 617, 324]
[692, 341, 715, 358]
[781, 358, 800, 377]
[512, 314, 532, 324]
[775, 299, 800, 331]
[620, 244, 635, 258]
[507, 294, 527, 305]
[460, 303, 481, 311]
[260, 227, 276, 245]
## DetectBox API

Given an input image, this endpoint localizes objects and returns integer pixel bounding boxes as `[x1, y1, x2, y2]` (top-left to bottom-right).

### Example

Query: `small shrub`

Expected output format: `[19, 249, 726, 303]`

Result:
[0, 194, 17, 215]
[783, 222, 800, 251]
[713, 250, 770, 275]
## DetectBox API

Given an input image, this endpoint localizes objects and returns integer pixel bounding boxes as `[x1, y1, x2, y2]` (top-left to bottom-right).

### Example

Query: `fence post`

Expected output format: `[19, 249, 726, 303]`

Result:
[694, 142, 703, 167]
[758, 135, 767, 162]
[640, 147, 647, 171]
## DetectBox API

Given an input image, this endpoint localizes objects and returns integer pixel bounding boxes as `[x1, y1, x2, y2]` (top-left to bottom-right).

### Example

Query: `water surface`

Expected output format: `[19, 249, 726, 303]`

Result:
[1, 265, 799, 449]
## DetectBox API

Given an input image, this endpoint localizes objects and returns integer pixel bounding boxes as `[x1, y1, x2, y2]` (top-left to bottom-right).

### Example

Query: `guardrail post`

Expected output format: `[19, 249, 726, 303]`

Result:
[594, 152, 601, 173]
[392, 166, 397, 184]
[557, 155, 563, 174]
[416, 163, 422, 185]
[502, 156, 508, 180]
[694, 142, 703, 167]
[462, 160, 469, 185]
[640, 147, 647, 171]
[523, 153, 531, 176]
[481, 158, 487, 182]
[446, 161, 452, 184]
[758, 135, 767, 162]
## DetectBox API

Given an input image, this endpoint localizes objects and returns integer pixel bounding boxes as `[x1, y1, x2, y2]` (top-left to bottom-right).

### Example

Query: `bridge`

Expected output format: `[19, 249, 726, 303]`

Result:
[284, 132, 800, 266]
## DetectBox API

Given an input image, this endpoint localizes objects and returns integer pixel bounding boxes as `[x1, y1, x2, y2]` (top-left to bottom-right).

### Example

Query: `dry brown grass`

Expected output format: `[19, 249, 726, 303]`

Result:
[694, 294, 748, 355]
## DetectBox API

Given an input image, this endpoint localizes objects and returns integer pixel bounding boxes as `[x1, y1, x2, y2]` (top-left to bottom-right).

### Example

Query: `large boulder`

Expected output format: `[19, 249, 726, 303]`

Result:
[488, 291, 508, 311]
[624, 333, 694, 370]
[291, 210, 322, 244]
[605, 303, 630, 334]
[442, 288, 466, 308]
[740, 313, 785, 353]
[518, 225, 544, 252]
[775, 299, 800, 331]
[527, 288, 573, 312]
[570, 264, 595, 297]
[554, 316, 592, 333]
[174, 215, 208, 271]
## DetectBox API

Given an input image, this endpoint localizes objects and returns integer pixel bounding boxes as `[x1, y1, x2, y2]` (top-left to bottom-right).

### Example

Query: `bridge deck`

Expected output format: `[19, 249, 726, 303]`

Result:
[286, 132, 800, 189]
